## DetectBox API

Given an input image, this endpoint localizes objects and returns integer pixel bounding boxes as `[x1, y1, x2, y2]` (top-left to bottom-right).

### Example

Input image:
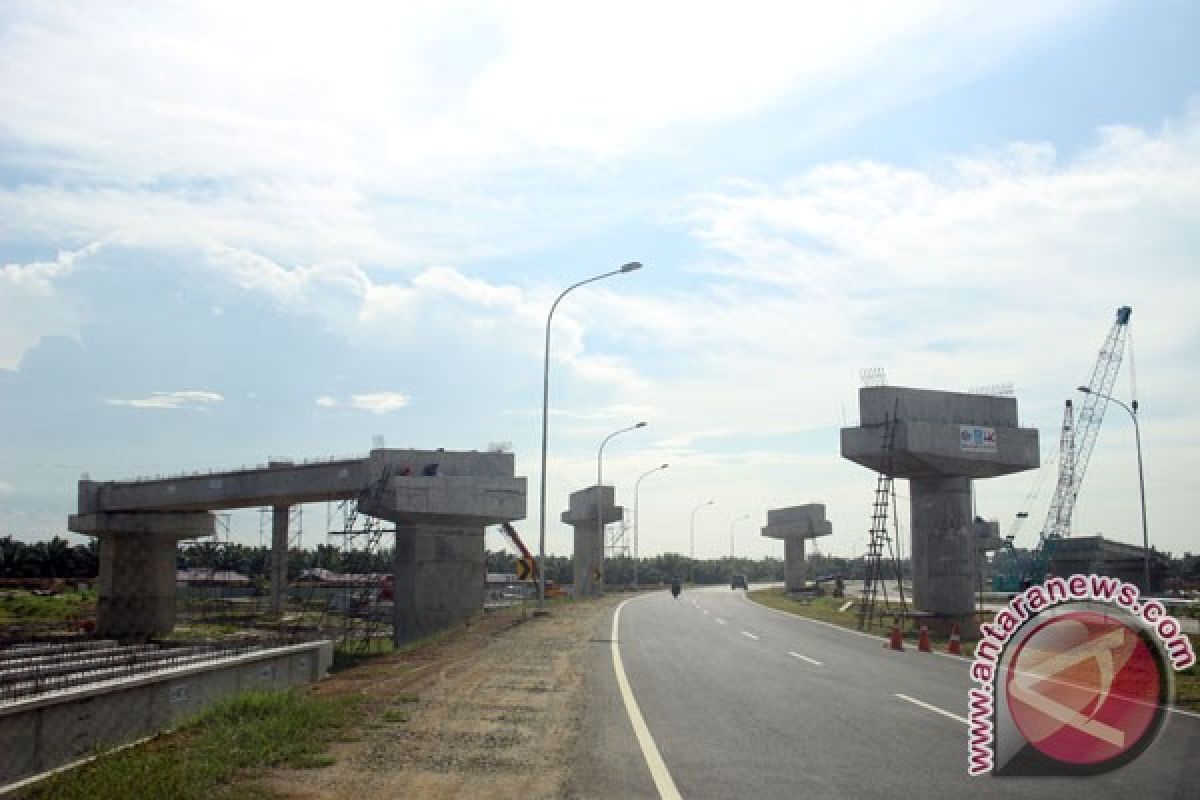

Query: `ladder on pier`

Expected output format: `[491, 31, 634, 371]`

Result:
[858, 401, 908, 629]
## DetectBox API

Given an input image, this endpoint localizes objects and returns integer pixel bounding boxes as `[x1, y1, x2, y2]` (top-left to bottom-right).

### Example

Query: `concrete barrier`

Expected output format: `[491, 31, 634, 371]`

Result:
[0, 639, 333, 792]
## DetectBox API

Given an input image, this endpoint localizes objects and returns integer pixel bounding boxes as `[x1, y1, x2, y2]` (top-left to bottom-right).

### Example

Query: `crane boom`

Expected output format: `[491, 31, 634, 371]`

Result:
[1040, 306, 1132, 541]
[500, 522, 538, 580]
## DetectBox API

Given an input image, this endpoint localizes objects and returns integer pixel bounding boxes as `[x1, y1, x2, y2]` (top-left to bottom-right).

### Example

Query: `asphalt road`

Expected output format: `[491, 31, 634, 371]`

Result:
[573, 586, 1199, 800]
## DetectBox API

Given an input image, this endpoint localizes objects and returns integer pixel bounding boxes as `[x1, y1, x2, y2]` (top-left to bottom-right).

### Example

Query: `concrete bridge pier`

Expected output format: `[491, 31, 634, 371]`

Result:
[562, 486, 622, 597]
[68, 512, 215, 639]
[269, 504, 289, 615]
[841, 385, 1039, 634]
[761, 504, 833, 591]
[392, 524, 486, 643]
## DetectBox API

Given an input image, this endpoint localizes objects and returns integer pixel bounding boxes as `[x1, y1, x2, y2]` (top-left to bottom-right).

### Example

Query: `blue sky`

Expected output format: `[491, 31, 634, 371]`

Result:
[2, 1, 1198, 561]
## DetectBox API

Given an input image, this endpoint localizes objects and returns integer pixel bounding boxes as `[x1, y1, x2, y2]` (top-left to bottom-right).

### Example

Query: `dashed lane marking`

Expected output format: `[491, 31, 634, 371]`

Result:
[741, 631, 759, 640]
[787, 651, 822, 666]
[895, 693, 968, 725]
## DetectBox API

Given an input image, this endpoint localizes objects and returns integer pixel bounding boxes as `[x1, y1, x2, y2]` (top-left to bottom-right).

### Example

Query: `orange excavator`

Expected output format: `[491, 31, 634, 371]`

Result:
[500, 522, 567, 598]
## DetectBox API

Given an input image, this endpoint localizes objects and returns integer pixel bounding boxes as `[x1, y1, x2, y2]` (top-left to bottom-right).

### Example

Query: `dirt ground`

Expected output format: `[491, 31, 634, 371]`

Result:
[258, 595, 622, 800]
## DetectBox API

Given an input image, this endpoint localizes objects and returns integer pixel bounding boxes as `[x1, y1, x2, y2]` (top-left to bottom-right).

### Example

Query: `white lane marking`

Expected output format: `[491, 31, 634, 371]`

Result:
[895, 693, 967, 725]
[612, 597, 684, 800]
[702, 609, 710, 615]
[715, 618, 726, 625]
[787, 651, 822, 666]
[741, 631, 759, 640]
[838, 601, 854, 612]
[740, 595, 1200, 722]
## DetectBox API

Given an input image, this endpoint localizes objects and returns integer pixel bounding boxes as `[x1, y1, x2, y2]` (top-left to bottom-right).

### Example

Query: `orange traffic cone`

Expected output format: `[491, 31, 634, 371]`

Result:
[946, 623, 962, 655]
[918, 624, 932, 653]
[884, 622, 904, 651]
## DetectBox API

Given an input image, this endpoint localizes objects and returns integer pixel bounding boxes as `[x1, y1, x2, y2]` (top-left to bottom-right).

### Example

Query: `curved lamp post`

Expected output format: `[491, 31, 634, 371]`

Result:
[632, 463, 669, 589]
[689, 499, 714, 584]
[597, 422, 647, 590]
[537, 262, 642, 611]
[729, 513, 751, 562]
[1077, 385, 1150, 592]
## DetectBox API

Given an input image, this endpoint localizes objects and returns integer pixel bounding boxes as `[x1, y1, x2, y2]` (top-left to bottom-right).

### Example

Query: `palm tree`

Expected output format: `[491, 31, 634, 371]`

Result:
[0, 536, 30, 577]
[35, 536, 74, 579]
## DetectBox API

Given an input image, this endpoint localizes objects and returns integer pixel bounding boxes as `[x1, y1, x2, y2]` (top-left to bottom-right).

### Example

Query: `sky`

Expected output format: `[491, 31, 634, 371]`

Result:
[1, 1, 1198, 562]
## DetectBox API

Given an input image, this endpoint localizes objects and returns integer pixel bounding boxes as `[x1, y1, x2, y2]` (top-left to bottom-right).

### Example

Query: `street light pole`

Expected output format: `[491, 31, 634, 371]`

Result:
[729, 513, 751, 562]
[1077, 386, 1150, 593]
[633, 463, 669, 589]
[689, 500, 714, 584]
[597, 422, 647, 591]
[537, 262, 642, 612]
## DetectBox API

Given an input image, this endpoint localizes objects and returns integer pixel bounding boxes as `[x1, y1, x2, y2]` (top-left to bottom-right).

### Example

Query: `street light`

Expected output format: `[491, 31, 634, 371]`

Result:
[537, 262, 642, 612]
[632, 463, 669, 589]
[729, 513, 751, 562]
[1077, 386, 1150, 592]
[689, 500, 714, 584]
[597, 422, 647, 591]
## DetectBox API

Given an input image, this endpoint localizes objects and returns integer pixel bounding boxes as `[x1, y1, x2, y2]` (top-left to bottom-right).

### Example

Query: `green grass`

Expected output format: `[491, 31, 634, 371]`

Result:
[749, 588, 982, 655]
[23, 690, 360, 800]
[0, 590, 94, 624]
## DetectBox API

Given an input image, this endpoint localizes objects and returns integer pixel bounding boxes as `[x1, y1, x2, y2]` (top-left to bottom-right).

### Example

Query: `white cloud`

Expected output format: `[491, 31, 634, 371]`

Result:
[0, 480, 14, 493]
[106, 390, 223, 410]
[0, 242, 102, 367]
[0, 2, 1088, 268]
[350, 392, 410, 414]
[314, 396, 339, 408]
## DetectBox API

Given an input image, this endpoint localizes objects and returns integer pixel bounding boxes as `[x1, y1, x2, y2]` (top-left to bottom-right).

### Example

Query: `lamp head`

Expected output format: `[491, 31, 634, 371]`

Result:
[1077, 386, 1091, 393]
[661, 463, 669, 469]
[620, 261, 643, 273]
[635, 421, 647, 428]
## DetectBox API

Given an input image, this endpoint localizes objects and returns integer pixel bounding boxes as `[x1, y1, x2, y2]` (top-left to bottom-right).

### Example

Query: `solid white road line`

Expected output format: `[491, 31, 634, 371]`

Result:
[741, 631, 759, 640]
[895, 693, 968, 725]
[612, 597, 684, 800]
[787, 651, 822, 666]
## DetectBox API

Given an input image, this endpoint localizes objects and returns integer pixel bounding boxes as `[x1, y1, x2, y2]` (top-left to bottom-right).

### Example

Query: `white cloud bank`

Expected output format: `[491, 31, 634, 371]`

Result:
[315, 392, 410, 414]
[106, 391, 223, 410]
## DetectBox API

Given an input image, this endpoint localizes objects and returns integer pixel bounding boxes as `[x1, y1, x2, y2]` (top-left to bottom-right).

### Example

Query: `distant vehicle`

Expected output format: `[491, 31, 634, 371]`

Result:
[730, 574, 748, 590]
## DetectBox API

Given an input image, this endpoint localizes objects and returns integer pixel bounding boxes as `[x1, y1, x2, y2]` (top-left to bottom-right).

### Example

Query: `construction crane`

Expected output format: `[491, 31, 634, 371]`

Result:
[499, 522, 538, 581]
[1043, 306, 1132, 541]
[994, 306, 1132, 591]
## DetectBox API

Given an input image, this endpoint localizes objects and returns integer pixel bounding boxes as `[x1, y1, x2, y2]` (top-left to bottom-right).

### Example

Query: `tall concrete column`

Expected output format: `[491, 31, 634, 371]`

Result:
[68, 512, 215, 639]
[841, 385, 1039, 630]
[909, 476, 974, 615]
[270, 504, 289, 615]
[392, 524, 485, 645]
[762, 504, 832, 592]
[784, 538, 807, 591]
[562, 486, 621, 597]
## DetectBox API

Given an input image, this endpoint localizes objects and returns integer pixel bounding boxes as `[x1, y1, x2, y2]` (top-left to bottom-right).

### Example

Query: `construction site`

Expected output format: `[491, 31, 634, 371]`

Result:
[2, 304, 1195, 797]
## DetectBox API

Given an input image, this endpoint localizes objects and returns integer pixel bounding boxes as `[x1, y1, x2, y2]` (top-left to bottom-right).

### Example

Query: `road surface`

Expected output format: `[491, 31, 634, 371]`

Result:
[571, 586, 1198, 799]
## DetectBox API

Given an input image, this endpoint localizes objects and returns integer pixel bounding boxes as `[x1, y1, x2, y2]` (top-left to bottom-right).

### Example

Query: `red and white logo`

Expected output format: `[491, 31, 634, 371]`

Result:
[1005, 610, 1162, 767]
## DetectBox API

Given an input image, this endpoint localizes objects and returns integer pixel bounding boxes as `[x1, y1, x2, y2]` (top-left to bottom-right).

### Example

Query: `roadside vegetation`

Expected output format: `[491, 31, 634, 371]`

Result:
[0, 588, 94, 625]
[21, 690, 361, 800]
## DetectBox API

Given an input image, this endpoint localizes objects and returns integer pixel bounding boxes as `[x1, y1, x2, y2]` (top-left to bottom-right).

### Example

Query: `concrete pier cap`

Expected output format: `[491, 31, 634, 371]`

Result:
[840, 386, 1038, 631]
[68, 512, 216, 640]
[354, 449, 527, 645]
[761, 504, 833, 592]
[562, 486, 623, 597]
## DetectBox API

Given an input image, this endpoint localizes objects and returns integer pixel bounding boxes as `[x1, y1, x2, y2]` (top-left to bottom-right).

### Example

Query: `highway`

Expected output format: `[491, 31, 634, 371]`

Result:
[571, 586, 1199, 800]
